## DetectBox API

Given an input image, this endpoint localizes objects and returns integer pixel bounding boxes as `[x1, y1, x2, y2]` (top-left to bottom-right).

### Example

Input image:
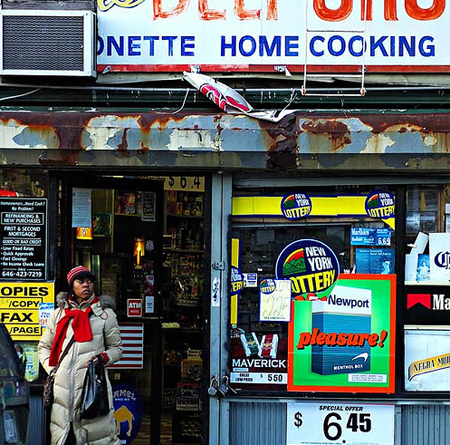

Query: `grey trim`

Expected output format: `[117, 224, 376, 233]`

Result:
[233, 175, 450, 189]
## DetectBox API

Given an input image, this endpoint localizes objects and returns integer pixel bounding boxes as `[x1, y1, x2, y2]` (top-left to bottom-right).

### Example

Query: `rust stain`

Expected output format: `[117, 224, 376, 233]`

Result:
[301, 119, 351, 151]
[118, 128, 129, 151]
[266, 113, 298, 170]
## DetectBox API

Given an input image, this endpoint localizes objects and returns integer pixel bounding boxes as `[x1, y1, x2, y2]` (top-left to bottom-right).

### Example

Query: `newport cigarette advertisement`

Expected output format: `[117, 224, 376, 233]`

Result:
[287, 274, 396, 393]
[405, 328, 450, 391]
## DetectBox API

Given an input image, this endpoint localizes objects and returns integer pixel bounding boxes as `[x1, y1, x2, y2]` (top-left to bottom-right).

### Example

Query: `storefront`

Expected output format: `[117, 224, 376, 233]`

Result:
[2, 108, 450, 445]
[0, 167, 210, 444]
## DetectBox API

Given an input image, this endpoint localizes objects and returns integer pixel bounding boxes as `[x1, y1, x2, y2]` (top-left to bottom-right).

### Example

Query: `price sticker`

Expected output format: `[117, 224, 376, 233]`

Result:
[287, 402, 394, 445]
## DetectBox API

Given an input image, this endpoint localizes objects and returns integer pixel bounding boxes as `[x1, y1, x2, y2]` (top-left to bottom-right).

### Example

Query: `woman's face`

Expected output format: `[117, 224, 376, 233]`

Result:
[72, 277, 94, 300]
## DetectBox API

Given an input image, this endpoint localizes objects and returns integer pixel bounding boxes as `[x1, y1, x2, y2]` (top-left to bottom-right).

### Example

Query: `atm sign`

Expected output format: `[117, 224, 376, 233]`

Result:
[127, 299, 143, 317]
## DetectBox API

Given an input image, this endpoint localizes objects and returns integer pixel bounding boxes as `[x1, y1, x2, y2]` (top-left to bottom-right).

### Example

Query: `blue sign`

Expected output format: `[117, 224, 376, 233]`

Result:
[365, 191, 395, 219]
[231, 266, 244, 296]
[275, 239, 340, 300]
[280, 193, 312, 220]
[351, 227, 392, 246]
[113, 384, 142, 444]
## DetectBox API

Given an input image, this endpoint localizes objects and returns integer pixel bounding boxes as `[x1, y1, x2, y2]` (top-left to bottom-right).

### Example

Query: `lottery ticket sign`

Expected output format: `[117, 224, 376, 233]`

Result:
[287, 402, 394, 445]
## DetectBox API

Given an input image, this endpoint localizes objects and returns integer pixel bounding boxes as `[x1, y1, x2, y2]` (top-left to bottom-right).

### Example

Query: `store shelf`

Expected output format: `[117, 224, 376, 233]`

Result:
[167, 213, 203, 219]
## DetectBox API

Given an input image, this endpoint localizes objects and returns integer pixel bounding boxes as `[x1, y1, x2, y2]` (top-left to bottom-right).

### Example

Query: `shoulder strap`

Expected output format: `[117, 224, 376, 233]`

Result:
[53, 335, 75, 374]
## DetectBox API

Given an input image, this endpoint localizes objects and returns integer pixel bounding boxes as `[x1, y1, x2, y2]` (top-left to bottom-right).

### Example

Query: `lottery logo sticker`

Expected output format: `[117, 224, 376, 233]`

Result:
[231, 267, 244, 296]
[260, 279, 276, 294]
[281, 193, 312, 220]
[275, 239, 340, 300]
[365, 191, 395, 219]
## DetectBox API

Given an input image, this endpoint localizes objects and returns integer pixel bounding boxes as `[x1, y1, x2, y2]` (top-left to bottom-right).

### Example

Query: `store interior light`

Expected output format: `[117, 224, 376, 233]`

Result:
[134, 238, 145, 267]
[76, 227, 93, 240]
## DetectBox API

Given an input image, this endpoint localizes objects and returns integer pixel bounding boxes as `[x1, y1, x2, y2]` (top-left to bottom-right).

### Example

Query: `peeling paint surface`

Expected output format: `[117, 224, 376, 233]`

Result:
[1, 110, 450, 170]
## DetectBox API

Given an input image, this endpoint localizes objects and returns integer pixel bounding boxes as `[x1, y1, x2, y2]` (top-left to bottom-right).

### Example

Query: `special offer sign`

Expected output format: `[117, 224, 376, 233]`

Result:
[287, 402, 395, 445]
[98, 0, 449, 72]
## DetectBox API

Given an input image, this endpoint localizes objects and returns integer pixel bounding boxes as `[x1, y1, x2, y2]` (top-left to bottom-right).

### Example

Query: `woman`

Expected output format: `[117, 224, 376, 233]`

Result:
[39, 266, 123, 445]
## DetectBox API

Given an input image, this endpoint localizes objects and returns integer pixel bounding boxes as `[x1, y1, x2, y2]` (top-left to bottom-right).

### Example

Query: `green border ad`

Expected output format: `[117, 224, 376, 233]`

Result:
[288, 274, 396, 393]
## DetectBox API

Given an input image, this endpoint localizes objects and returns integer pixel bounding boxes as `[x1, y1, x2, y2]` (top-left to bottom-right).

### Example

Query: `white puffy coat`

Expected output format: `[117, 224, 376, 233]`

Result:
[38, 292, 123, 445]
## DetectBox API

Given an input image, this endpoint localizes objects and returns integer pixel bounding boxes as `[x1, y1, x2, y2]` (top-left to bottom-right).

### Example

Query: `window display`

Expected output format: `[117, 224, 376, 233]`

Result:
[230, 186, 397, 392]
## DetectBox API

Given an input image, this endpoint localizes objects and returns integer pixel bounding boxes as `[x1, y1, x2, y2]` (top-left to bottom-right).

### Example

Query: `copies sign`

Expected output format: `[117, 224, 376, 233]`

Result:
[0, 282, 54, 340]
[288, 274, 396, 393]
[98, 0, 448, 73]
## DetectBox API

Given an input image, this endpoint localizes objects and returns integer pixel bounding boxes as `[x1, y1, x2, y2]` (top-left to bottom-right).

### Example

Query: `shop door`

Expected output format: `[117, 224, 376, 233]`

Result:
[58, 174, 208, 445]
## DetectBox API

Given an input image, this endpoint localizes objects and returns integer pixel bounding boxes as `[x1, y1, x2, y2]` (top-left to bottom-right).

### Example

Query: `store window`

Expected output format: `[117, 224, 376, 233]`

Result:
[0, 169, 47, 197]
[404, 184, 450, 392]
[230, 186, 396, 394]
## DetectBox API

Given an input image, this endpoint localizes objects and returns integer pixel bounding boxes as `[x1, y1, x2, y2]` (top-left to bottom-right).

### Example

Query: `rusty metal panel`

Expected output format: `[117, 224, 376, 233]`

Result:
[1, 110, 450, 171]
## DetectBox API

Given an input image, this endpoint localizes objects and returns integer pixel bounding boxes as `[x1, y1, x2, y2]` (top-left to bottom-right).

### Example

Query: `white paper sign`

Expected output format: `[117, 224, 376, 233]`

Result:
[259, 279, 291, 322]
[287, 402, 395, 445]
[72, 188, 92, 228]
[429, 233, 450, 282]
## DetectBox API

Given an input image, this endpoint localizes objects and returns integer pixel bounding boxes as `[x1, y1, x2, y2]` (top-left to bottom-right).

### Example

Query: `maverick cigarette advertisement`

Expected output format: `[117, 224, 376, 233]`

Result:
[288, 274, 396, 393]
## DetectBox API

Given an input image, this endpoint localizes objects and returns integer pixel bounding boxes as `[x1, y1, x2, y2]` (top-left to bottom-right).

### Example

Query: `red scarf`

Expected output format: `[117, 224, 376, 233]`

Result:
[49, 305, 94, 366]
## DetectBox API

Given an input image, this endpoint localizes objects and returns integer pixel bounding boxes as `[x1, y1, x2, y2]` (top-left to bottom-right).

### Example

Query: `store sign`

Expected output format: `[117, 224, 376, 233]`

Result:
[405, 328, 450, 391]
[288, 274, 396, 393]
[275, 239, 339, 300]
[429, 233, 450, 281]
[350, 228, 392, 246]
[281, 193, 312, 220]
[113, 384, 142, 444]
[98, 0, 450, 73]
[230, 332, 287, 386]
[0, 282, 54, 340]
[127, 299, 143, 317]
[287, 402, 395, 445]
[0, 198, 47, 280]
[405, 286, 450, 325]
[232, 193, 395, 229]
[230, 266, 244, 296]
[259, 279, 291, 322]
[365, 191, 395, 219]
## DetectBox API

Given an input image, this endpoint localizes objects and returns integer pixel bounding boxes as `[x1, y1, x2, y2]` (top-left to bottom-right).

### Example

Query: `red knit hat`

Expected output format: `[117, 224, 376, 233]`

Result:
[67, 266, 96, 287]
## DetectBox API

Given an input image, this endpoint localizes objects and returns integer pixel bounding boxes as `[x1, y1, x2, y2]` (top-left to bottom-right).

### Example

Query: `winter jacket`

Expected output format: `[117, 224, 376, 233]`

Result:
[38, 292, 123, 445]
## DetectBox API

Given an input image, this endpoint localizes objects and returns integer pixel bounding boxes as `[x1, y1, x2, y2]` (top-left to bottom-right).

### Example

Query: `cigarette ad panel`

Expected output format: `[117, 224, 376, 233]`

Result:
[405, 327, 450, 391]
[288, 274, 396, 393]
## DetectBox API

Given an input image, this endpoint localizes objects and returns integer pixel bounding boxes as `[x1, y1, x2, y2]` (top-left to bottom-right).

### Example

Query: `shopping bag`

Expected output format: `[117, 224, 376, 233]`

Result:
[80, 356, 110, 419]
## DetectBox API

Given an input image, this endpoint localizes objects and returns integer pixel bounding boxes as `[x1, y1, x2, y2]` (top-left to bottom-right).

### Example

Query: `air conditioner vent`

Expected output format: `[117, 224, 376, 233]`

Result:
[0, 10, 96, 77]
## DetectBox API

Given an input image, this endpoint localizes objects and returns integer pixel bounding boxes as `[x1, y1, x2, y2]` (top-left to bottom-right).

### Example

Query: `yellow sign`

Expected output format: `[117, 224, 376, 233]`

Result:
[0, 282, 54, 340]
[232, 195, 395, 229]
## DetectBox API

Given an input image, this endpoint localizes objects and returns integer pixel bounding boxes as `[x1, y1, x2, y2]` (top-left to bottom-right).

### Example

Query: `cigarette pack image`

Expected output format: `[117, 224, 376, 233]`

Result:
[261, 334, 279, 358]
[240, 332, 261, 357]
[311, 285, 372, 375]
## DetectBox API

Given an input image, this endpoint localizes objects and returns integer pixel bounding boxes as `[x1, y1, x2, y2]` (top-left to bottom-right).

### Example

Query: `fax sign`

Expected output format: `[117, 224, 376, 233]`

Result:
[127, 299, 143, 317]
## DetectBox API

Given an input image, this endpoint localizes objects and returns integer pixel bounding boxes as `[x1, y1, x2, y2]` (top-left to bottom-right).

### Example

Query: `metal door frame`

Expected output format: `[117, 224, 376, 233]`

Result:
[209, 172, 233, 445]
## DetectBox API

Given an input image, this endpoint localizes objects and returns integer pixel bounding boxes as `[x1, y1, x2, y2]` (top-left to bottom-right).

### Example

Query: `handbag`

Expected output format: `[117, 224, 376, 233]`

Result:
[80, 355, 110, 419]
[43, 336, 75, 410]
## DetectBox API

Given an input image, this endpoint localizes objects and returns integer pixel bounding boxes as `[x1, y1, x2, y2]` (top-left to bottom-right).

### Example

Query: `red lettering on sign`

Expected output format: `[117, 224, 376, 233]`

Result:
[153, 0, 277, 20]
[405, 0, 445, 20]
[314, 0, 444, 22]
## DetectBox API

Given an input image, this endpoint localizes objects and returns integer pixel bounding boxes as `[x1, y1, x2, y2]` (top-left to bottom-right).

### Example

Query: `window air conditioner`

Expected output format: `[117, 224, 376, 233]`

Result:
[0, 10, 96, 77]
